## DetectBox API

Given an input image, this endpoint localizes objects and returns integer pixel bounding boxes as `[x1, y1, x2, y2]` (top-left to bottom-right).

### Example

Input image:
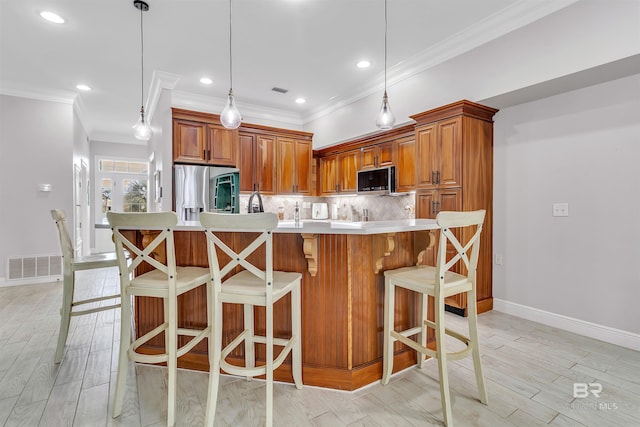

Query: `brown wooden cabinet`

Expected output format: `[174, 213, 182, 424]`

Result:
[416, 117, 462, 189]
[315, 124, 415, 196]
[319, 155, 338, 195]
[411, 101, 498, 315]
[320, 151, 359, 195]
[394, 136, 416, 192]
[360, 141, 394, 170]
[206, 125, 236, 166]
[338, 151, 359, 193]
[173, 119, 236, 166]
[277, 138, 312, 195]
[173, 108, 313, 196]
[239, 132, 276, 194]
[173, 119, 207, 164]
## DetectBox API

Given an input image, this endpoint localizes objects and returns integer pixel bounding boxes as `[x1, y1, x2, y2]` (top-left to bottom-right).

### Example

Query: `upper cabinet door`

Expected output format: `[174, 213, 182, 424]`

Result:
[338, 151, 359, 193]
[173, 120, 207, 164]
[294, 139, 312, 195]
[394, 136, 415, 192]
[437, 117, 462, 188]
[359, 146, 377, 170]
[277, 137, 296, 194]
[256, 135, 276, 195]
[238, 133, 255, 192]
[207, 125, 236, 166]
[377, 141, 394, 167]
[359, 141, 394, 170]
[416, 124, 438, 188]
[320, 155, 338, 195]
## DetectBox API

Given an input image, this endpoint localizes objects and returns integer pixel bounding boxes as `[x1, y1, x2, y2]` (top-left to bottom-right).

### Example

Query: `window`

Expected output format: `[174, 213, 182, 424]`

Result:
[95, 158, 149, 224]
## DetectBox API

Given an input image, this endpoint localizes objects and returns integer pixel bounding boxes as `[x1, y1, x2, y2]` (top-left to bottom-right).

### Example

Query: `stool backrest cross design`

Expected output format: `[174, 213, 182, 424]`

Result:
[108, 211, 177, 281]
[201, 212, 278, 294]
[435, 210, 485, 290]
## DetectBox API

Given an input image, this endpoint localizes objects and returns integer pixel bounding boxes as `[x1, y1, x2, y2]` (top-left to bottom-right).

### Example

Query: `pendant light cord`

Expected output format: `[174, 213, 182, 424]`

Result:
[228, 0, 233, 91]
[384, 0, 388, 93]
[139, 5, 144, 109]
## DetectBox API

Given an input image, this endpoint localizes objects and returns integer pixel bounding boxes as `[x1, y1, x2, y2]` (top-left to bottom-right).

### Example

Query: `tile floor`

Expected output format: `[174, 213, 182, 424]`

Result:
[0, 268, 638, 426]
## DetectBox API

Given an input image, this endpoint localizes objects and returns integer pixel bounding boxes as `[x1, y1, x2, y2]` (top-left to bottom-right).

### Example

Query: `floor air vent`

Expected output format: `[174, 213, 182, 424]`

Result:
[7, 255, 62, 280]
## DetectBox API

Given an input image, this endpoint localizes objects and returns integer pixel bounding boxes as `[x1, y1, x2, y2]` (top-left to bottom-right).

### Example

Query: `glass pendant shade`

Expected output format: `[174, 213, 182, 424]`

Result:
[221, 89, 242, 129]
[376, 91, 395, 130]
[133, 106, 152, 141]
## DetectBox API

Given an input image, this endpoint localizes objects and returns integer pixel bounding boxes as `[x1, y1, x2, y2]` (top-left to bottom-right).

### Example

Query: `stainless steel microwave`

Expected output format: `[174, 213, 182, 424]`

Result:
[357, 166, 396, 195]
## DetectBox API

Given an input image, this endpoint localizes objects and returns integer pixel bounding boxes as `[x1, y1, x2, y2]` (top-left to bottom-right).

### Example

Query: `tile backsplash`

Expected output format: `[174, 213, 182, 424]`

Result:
[239, 193, 415, 221]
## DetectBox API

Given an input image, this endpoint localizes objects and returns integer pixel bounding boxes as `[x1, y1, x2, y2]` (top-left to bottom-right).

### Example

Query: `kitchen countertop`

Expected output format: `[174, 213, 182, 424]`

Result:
[175, 218, 438, 234]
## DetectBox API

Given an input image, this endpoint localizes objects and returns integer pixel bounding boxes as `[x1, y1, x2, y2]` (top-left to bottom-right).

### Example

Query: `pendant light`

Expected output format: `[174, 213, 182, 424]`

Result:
[132, 0, 152, 141]
[220, 0, 242, 129]
[375, 0, 395, 130]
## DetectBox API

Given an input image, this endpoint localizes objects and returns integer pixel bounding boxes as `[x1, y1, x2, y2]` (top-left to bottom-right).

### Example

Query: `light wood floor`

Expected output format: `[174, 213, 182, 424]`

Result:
[1, 268, 639, 426]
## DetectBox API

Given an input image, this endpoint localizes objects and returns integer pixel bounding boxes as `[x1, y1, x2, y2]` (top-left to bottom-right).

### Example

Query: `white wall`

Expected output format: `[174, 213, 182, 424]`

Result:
[493, 74, 640, 335]
[306, 0, 640, 148]
[0, 95, 74, 281]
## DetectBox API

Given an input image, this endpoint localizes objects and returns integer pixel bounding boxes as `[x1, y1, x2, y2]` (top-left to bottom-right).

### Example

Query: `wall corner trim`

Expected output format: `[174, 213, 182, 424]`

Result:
[492, 299, 640, 351]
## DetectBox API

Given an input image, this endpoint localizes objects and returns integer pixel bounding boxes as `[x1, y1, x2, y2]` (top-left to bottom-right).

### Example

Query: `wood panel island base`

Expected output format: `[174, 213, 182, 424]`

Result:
[133, 219, 491, 391]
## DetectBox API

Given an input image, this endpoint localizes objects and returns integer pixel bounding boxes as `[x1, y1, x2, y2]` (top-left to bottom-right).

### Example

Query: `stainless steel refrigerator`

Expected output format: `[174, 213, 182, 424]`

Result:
[174, 164, 240, 222]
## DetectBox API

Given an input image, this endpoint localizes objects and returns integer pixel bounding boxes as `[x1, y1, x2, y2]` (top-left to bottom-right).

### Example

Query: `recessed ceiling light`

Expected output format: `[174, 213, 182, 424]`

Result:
[295, 98, 306, 104]
[356, 60, 371, 69]
[40, 11, 65, 24]
[200, 77, 213, 85]
[76, 84, 91, 91]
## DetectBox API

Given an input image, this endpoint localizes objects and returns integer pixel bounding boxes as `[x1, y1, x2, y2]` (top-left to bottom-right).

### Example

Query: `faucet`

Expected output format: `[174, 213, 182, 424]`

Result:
[247, 191, 264, 213]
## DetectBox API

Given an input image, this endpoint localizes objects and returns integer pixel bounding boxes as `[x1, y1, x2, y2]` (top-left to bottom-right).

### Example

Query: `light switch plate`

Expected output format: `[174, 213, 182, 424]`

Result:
[552, 203, 569, 217]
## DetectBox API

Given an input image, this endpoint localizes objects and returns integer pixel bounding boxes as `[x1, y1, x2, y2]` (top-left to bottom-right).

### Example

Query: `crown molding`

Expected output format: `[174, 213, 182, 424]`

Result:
[302, 0, 580, 124]
[0, 81, 75, 105]
[171, 90, 304, 128]
[146, 70, 181, 124]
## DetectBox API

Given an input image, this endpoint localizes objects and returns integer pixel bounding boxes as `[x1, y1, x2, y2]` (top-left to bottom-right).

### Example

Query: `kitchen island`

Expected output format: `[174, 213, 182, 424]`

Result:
[134, 219, 438, 390]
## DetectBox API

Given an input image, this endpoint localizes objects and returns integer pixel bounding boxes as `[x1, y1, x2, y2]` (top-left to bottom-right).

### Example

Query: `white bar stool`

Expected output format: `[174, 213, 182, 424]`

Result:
[381, 210, 488, 427]
[50, 209, 120, 364]
[108, 211, 211, 427]
[200, 212, 303, 427]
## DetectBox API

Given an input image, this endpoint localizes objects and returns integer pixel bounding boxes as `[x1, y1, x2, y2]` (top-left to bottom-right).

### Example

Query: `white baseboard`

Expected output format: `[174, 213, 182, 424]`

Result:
[493, 299, 640, 352]
[0, 276, 61, 288]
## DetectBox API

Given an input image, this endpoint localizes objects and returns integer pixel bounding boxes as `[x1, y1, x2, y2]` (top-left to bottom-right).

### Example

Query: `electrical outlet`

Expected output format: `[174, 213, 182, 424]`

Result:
[302, 202, 311, 209]
[495, 254, 503, 265]
[552, 203, 569, 217]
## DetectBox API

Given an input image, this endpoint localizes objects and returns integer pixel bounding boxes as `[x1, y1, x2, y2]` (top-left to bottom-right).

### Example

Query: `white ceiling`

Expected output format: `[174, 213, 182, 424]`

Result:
[0, 0, 576, 142]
